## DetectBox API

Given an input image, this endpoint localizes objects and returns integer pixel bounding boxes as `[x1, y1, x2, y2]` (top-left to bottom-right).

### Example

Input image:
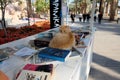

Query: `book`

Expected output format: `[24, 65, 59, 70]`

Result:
[34, 37, 52, 48]
[22, 64, 53, 74]
[0, 47, 17, 55]
[0, 47, 16, 61]
[29, 33, 53, 49]
[34, 56, 55, 64]
[38, 47, 71, 62]
[38, 32, 54, 39]
[0, 52, 9, 62]
[14, 47, 37, 60]
[16, 64, 53, 80]
[17, 70, 51, 80]
[22, 64, 39, 71]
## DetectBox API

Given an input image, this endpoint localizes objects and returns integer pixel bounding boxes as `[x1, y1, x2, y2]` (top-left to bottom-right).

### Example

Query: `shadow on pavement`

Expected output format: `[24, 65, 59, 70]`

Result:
[89, 67, 120, 80]
[92, 53, 120, 74]
[94, 22, 120, 35]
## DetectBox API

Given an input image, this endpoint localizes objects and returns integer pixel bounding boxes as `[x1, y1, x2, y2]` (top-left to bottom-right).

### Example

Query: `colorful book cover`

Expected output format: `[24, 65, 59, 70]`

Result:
[38, 47, 71, 62]
[23, 64, 53, 74]
[16, 64, 53, 80]
[23, 64, 39, 71]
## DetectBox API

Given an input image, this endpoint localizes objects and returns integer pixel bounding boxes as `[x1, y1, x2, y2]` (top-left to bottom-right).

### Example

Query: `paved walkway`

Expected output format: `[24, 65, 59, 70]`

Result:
[67, 18, 120, 80]
[88, 21, 120, 80]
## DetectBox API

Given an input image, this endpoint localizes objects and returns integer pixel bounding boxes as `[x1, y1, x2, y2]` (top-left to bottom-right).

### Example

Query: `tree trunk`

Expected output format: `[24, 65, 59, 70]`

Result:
[2, 10, 6, 28]
[26, 0, 31, 26]
[105, 2, 109, 16]
[109, 0, 118, 21]
[75, 0, 78, 14]
[1, 7, 7, 37]
[84, 0, 87, 14]
[27, 0, 32, 16]
[84, 2, 87, 14]
[99, 0, 105, 13]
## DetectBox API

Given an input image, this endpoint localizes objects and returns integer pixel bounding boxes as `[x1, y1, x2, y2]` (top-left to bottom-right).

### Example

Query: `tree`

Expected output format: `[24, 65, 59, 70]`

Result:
[0, 0, 12, 37]
[105, 0, 111, 16]
[79, 2, 87, 13]
[27, 0, 32, 17]
[17, 0, 24, 11]
[26, 0, 32, 26]
[99, 0, 105, 13]
[109, 0, 118, 21]
[72, 0, 92, 14]
[75, 0, 79, 14]
[35, 0, 49, 17]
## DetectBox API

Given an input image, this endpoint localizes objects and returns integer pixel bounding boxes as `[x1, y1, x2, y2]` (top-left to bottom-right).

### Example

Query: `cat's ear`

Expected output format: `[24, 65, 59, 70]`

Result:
[63, 25, 68, 28]
[59, 26, 62, 29]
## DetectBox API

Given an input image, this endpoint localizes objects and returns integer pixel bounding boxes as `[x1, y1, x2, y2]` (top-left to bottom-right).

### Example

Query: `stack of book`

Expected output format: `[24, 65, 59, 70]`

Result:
[16, 64, 53, 80]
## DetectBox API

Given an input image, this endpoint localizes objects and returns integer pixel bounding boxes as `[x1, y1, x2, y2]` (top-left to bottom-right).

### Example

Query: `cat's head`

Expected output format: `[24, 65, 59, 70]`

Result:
[59, 25, 71, 33]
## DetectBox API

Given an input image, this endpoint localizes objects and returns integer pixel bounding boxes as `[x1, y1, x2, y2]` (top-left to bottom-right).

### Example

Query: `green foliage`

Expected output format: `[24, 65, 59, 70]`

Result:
[0, 0, 11, 8]
[18, 0, 23, 5]
[35, 0, 49, 13]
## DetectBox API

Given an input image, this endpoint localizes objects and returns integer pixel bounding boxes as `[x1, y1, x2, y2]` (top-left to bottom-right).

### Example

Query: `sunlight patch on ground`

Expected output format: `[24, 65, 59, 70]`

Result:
[91, 63, 120, 79]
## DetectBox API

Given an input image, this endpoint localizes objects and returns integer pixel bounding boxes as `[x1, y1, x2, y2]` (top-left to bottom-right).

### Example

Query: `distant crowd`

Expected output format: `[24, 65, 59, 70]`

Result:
[70, 12, 103, 24]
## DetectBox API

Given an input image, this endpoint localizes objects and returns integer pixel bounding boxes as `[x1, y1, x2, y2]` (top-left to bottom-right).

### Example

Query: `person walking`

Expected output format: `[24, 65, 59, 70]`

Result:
[70, 13, 75, 23]
[94, 13, 97, 22]
[98, 12, 103, 24]
[78, 13, 82, 22]
[86, 13, 90, 22]
[82, 13, 86, 23]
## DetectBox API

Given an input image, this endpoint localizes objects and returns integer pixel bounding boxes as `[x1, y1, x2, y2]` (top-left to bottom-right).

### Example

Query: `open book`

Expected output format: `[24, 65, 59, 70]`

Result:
[14, 47, 37, 60]
[17, 70, 51, 80]
[16, 64, 53, 80]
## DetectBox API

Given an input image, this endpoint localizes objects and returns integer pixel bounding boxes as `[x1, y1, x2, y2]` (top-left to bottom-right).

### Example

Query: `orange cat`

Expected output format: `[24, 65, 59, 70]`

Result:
[49, 25, 75, 50]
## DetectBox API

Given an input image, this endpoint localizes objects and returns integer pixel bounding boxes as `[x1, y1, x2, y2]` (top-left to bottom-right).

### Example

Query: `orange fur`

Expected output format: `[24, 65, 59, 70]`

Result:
[49, 25, 75, 50]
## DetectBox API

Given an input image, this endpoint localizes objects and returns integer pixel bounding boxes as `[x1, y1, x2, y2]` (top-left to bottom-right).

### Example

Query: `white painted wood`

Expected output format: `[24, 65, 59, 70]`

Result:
[0, 27, 95, 80]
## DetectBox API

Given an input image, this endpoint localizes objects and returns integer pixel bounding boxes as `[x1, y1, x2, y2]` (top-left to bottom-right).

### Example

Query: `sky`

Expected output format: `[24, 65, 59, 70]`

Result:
[69, 0, 74, 3]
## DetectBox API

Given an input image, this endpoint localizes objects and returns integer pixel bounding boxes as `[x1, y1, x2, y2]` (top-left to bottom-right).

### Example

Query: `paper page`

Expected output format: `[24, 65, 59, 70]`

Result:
[14, 47, 36, 56]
